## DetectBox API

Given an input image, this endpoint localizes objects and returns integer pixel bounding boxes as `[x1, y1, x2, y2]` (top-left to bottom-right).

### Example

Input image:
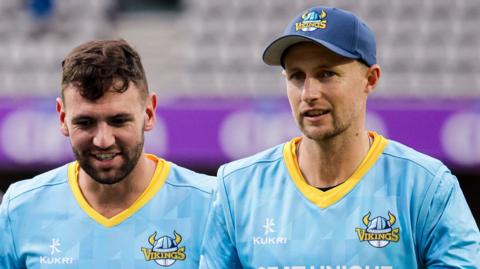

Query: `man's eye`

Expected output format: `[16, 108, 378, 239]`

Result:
[289, 72, 305, 80]
[74, 119, 93, 128]
[110, 117, 129, 126]
[318, 71, 336, 78]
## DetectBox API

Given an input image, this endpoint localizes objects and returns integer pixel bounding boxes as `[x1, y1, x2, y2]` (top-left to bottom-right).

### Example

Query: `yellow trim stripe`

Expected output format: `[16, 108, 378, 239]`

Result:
[67, 154, 171, 227]
[284, 131, 388, 209]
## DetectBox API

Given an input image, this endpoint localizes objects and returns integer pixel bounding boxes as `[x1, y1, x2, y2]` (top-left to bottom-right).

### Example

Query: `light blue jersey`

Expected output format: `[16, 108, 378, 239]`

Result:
[0, 154, 215, 269]
[200, 132, 479, 269]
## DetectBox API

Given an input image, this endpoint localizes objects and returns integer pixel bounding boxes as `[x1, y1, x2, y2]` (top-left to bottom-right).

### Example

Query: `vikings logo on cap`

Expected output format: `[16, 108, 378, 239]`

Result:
[141, 231, 186, 267]
[355, 211, 400, 248]
[295, 10, 327, 32]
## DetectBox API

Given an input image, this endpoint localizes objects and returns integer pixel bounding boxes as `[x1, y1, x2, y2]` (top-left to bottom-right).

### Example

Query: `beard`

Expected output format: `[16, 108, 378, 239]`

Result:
[72, 134, 145, 185]
[298, 110, 352, 142]
[302, 121, 350, 141]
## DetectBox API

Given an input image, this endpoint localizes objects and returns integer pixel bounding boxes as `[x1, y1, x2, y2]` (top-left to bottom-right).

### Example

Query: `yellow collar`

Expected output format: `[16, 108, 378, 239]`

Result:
[68, 154, 171, 227]
[283, 131, 388, 208]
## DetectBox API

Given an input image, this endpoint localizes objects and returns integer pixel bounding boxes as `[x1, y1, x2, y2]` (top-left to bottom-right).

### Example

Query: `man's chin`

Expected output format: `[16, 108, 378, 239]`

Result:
[302, 127, 330, 140]
[84, 167, 126, 185]
[91, 174, 125, 185]
[303, 130, 342, 142]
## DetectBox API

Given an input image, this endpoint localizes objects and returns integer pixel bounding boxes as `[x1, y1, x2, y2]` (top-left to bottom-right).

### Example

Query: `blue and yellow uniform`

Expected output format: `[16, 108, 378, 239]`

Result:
[200, 132, 479, 268]
[0, 154, 215, 268]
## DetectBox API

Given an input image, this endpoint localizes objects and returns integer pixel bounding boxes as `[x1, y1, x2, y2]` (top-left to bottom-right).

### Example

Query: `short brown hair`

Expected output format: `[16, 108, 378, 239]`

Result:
[61, 39, 148, 101]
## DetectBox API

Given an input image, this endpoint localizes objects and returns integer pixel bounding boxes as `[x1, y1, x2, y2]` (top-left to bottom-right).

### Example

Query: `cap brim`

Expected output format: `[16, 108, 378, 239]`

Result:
[262, 35, 360, 66]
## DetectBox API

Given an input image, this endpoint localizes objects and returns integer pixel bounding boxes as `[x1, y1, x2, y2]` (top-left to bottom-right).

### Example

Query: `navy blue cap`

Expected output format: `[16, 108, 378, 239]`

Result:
[263, 6, 377, 67]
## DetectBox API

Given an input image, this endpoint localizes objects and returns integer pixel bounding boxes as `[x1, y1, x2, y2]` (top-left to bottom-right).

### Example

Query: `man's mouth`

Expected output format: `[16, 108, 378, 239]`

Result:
[303, 109, 330, 117]
[92, 153, 118, 161]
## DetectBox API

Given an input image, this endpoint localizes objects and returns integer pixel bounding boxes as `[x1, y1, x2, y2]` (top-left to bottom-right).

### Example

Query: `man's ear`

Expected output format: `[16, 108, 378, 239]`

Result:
[56, 97, 69, 137]
[144, 93, 157, 131]
[365, 64, 381, 94]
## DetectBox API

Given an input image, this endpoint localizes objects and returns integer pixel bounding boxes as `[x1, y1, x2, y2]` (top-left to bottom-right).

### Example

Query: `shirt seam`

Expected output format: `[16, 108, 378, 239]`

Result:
[164, 181, 214, 195]
[219, 165, 237, 248]
[222, 155, 284, 180]
[415, 164, 446, 264]
[5, 195, 20, 262]
[382, 151, 439, 177]
[7, 180, 68, 201]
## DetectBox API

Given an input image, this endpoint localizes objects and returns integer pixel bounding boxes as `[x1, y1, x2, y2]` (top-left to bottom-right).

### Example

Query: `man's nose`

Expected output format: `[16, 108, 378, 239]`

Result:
[302, 76, 322, 103]
[92, 122, 115, 149]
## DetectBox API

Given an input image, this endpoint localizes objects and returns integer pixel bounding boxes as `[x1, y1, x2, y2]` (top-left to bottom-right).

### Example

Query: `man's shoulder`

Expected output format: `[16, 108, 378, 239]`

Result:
[166, 163, 216, 195]
[219, 143, 286, 179]
[383, 139, 449, 176]
[3, 164, 70, 206]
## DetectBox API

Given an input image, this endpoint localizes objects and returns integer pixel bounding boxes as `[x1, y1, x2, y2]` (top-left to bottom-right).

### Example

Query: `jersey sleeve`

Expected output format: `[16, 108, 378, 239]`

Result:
[0, 187, 20, 269]
[417, 167, 480, 268]
[200, 165, 242, 269]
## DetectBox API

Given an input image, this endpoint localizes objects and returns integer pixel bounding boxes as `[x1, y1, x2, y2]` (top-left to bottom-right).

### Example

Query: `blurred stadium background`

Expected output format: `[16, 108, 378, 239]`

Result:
[0, 0, 478, 224]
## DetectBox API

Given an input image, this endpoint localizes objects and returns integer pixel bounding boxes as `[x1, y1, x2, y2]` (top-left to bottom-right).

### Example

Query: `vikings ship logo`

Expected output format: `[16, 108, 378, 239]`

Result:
[356, 211, 400, 248]
[296, 10, 327, 32]
[141, 231, 186, 267]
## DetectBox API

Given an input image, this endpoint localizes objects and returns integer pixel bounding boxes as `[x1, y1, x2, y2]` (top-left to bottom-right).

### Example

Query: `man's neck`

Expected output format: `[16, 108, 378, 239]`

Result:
[297, 130, 371, 189]
[78, 154, 156, 218]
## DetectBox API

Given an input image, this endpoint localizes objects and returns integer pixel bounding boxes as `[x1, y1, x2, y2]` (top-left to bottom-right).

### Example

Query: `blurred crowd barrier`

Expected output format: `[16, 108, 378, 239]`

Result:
[0, 0, 479, 98]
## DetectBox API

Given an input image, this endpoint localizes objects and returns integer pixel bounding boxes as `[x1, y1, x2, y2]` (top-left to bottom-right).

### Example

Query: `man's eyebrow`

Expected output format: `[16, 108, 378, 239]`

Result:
[71, 112, 134, 121]
[109, 113, 133, 118]
[285, 64, 337, 72]
[71, 115, 93, 121]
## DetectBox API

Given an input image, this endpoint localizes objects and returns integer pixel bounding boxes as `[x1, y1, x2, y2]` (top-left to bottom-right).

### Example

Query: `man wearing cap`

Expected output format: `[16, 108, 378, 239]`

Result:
[200, 6, 479, 268]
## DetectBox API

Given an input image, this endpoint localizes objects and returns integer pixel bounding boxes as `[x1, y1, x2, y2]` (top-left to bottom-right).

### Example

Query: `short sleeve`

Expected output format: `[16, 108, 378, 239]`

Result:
[0, 187, 20, 269]
[200, 165, 242, 269]
[417, 168, 480, 268]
